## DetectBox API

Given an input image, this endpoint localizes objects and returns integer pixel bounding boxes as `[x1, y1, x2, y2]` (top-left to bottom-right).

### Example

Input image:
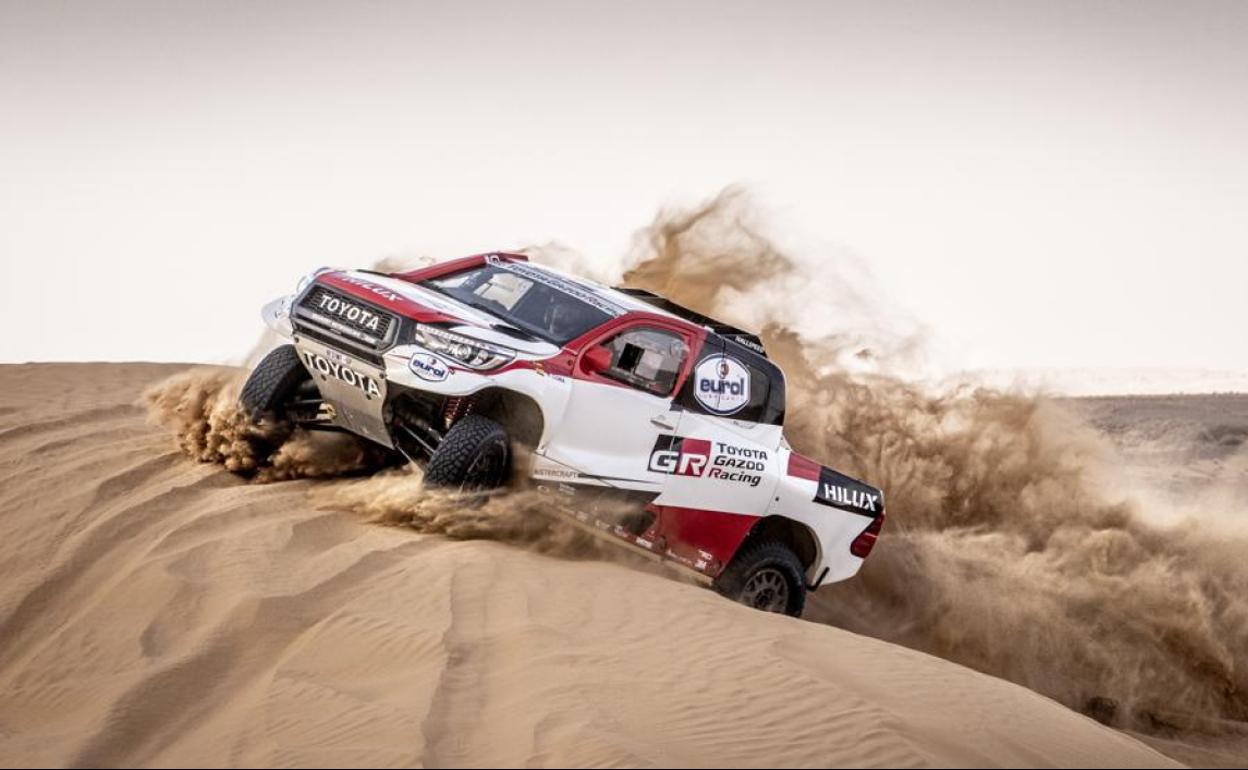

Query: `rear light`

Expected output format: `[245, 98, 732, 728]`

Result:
[850, 510, 885, 558]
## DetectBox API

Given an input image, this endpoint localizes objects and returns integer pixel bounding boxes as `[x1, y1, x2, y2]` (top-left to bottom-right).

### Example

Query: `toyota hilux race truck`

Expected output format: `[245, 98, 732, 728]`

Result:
[242, 252, 885, 616]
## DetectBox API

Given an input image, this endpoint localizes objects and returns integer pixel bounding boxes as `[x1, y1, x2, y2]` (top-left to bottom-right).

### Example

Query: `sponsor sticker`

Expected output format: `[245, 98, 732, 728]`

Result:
[313, 291, 385, 331]
[532, 466, 582, 480]
[648, 434, 768, 487]
[335, 274, 402, 303]
[692, 354, 751, 415]
[811, 467, 882, 516]
[301, 350, 381, 398]
[408, 352, 451, 381]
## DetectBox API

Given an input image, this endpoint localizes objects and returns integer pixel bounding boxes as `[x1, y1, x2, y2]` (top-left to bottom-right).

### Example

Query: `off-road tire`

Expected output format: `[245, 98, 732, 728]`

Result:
[424, 415, 511, 491]
[715, 540, 807, 617]
[240, 344, 310, 419]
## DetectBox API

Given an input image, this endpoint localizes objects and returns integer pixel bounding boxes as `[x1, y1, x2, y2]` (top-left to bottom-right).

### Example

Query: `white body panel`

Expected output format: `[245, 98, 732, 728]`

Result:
[768, 468, 870, 584]
[660, 412, 781, 517]
[541, 379, 677, 492]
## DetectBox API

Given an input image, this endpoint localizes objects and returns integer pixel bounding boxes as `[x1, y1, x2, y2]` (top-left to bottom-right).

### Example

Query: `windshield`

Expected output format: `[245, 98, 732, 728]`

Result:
[422, 263, 620, 344]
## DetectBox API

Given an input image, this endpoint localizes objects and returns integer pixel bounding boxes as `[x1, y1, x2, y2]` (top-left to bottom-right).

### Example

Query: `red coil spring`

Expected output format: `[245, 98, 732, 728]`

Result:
[442, 395, 477, 428]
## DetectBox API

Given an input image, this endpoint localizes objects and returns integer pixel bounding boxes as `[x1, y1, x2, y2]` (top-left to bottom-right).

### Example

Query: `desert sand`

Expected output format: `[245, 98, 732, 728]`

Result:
[0, 362, 1182, 768]
[1071, 393, 1248, 512]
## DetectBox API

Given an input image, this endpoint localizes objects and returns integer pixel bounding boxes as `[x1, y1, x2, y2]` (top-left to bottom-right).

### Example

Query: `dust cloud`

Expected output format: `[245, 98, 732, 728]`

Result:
[143, 369, 622, 560]
[619, 188, 1248, 733]
[143, 368, 388, 482]
[314, 468, 629, 562]
[145, 189, 1248, 734]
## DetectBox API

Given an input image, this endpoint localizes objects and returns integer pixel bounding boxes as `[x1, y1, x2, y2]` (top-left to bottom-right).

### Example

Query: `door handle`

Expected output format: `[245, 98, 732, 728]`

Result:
[650, 414, 676, 430]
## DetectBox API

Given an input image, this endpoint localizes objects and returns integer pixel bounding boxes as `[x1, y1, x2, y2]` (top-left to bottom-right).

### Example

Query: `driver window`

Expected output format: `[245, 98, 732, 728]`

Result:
[600, 327, 688, 397]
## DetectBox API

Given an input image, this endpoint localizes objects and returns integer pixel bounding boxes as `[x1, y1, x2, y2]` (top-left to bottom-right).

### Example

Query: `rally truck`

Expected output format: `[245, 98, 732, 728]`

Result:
[242, 253, 885, 616]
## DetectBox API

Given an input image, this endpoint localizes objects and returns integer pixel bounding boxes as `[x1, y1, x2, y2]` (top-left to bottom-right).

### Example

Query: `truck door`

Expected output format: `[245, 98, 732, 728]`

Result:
[652, 336, 786, 571]
[538, 320, 697, 493]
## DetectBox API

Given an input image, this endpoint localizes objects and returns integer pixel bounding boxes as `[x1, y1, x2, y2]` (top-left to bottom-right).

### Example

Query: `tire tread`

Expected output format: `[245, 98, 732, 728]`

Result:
[715, 539, 808, 617]
[240, 345, 309, 417]
[424, 414, 509, 488]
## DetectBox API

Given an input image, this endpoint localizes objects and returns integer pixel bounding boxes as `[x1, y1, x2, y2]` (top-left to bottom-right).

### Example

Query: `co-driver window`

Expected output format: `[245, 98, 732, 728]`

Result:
[600, 327, 688, 397]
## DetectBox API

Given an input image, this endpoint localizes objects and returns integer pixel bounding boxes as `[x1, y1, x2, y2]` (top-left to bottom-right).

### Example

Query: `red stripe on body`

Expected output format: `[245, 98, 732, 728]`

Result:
[653, 505, 760, 579]
[786, 452, 822, 481]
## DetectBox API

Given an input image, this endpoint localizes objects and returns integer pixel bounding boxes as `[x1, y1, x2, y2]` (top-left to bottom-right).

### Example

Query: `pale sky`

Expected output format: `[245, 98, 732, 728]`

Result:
[2, 0, 1246, 374]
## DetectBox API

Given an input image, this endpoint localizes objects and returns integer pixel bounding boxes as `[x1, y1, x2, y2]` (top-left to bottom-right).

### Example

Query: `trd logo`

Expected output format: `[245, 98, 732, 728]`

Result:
[648, 435, 711, 477]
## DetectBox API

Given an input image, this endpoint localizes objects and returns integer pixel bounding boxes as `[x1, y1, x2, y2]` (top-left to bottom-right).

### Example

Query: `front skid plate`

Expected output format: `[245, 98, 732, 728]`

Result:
[294, 340, 393, 448]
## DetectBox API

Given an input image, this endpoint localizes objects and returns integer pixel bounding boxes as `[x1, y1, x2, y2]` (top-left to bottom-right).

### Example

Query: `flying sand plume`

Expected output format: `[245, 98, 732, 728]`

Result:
[143, 372, 628, 562]
[143, 368, 388, 482]
[619, 188, 1248, 733]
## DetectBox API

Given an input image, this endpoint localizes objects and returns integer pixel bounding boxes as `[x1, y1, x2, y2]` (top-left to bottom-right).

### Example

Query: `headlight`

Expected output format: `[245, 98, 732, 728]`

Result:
[413, 324, 516, 370]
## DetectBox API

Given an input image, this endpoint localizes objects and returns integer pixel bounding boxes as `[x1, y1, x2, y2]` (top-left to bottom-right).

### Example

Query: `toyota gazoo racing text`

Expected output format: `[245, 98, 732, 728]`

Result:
[243, 253, 885, 616]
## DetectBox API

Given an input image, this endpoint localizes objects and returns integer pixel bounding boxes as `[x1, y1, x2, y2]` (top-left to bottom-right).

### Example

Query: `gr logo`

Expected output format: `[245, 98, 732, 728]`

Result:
[648, 435, 711, 477]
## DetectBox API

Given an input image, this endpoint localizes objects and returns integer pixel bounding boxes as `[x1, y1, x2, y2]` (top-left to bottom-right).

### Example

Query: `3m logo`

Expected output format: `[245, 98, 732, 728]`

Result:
[648, 435, 711, 476]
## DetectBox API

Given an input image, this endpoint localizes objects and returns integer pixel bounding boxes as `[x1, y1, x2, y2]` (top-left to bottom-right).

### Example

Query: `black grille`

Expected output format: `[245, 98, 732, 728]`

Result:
[293, 324, 385, 366]
[297, 286, 396, 346]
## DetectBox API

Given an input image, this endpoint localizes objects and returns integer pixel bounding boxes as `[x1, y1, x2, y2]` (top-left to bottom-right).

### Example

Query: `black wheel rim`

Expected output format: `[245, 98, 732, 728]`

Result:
[462, 438, 508, 490]
[739, 567, 790, 613]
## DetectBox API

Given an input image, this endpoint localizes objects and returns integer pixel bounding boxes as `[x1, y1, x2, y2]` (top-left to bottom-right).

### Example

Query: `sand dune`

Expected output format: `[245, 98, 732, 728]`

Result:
[0, 363, 1179, 768]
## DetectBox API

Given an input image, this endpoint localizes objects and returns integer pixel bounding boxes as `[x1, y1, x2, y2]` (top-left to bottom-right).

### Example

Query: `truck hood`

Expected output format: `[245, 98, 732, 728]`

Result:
[315, 270, 561, 357]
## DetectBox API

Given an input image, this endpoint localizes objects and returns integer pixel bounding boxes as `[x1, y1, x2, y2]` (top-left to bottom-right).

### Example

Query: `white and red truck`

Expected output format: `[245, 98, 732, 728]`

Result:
[243, 252, 885, 616]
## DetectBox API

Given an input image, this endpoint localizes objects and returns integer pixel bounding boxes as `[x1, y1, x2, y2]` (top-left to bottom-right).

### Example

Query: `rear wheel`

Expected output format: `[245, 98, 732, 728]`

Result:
[240, 344, 310, 419]
[714, 541, 807, 617]
[424, 415, 511, 491]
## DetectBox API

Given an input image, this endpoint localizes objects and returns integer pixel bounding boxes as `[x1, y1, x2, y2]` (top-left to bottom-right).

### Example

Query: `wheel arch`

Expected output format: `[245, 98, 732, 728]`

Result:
[737, 515, 822, 584]
[471, 387, 547, 449]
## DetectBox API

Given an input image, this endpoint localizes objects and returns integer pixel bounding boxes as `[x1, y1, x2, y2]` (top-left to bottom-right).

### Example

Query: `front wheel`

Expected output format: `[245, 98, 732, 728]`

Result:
[423, 415, 511, 491]
[714, 541, 807, 617]
[240, 344, 310, 419]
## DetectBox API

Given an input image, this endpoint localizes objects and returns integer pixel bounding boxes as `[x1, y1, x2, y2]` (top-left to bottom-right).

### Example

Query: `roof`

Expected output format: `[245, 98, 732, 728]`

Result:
[611, 287, 769, 358]
[390, 253, 769, 358]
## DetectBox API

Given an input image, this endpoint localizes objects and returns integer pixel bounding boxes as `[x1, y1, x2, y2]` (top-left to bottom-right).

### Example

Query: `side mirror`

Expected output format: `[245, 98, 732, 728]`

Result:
[582, 345, 612, 374]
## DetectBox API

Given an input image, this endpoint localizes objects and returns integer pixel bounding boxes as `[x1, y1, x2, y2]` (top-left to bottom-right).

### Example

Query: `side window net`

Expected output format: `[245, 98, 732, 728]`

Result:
[602, 328, 688, 396]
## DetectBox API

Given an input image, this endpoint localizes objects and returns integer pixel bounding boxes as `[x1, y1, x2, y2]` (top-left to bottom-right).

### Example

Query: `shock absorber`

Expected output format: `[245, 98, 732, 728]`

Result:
[441, 394, 478, 428]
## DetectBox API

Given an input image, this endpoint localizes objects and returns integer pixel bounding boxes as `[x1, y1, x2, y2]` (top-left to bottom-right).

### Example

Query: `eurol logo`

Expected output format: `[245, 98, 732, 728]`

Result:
[693, 355, 750, 415]
[408, 352, 450, 382]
